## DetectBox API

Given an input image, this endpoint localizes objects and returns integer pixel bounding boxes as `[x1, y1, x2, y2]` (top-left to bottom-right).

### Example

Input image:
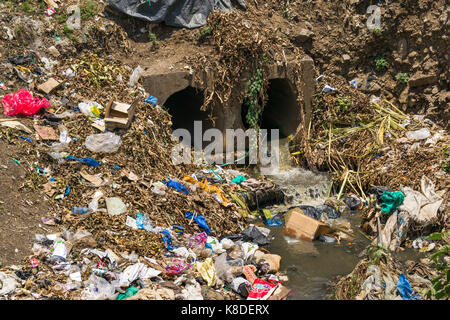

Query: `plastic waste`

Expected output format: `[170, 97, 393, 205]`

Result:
[397, 274, 421, 300]
[234, 226, 270, 246]
[230, 175, 247, 184]
[184, 212, 211, 234]
[380, 191, 405, 214]
[369, 186, 393, 202]
[319, 234, 337, 244]
[0, 272, 19, 295]
[259, 209, 283, 227]
[151, 181, 167, 195]
[231, 277, 252, 298]
[1, 89, 51, 116]
[128, 65, 144, 87]
[405, 128, 431, 141]
[247, 279, 277, 300]
[116, 286, 139, 300]
[72, 207, 89, 214]
[241, 242, 259, 261]
[166, 178, 189, 194]
[85, 132, 122, 153]
[322, 85, 336, 93]
[8, 54, 33, 65]
[214, 253, 234, 283]
[344, 195, 362, 211]
[62, 68, 76, 78]
[136, 212, 154, 232]
[180, 282, 203, 300]
[195, 257, 217, 287]
[187, 232, 208, 248]
[165, 259, 191, 276]
[361, 265, 382, 293]
[78, 101, 104, 119]
[66, 155, 100, 167]
[243, 265, 258, 284]
[161, 229, 178, 251]
[105, 197, 127, 216]
[119, 263, 161, 286]
[145, 95, 158, 106]
[52, 240, 68, 260]
[82, 274, 116, 300]
[173, 247, 197, 263]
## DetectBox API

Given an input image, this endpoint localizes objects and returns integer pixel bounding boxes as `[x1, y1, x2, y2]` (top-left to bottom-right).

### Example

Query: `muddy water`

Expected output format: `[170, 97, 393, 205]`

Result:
[261, 139, 371, 299]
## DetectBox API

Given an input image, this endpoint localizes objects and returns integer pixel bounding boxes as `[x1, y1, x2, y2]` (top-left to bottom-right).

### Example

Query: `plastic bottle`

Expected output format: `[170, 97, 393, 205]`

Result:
[72, 207, 90, 214]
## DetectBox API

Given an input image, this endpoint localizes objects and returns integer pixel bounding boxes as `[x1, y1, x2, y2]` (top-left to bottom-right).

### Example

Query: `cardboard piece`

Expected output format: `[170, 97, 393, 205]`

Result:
[34, 124, 59, 140]
[268, 285, 291, 300]
[80, 171, 103, 187]
[38, 78, 62, 94]
[283, 208, 332, 241]
[104, 98, 139, 129]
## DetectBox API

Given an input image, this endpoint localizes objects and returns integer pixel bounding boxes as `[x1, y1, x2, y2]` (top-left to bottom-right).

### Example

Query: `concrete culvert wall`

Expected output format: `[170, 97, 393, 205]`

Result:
[260, 78, 300, 138]
[164, 86, 211, 146]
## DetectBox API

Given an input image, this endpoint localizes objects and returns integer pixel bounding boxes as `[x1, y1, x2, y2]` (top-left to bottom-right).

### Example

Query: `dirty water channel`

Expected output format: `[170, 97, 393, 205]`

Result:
[257, 139, 426, 299]
[252, 139, 368, 299]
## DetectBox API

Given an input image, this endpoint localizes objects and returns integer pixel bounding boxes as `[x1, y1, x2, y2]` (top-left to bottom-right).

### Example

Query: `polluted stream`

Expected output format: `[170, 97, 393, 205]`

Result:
[258, 139, 370, 299]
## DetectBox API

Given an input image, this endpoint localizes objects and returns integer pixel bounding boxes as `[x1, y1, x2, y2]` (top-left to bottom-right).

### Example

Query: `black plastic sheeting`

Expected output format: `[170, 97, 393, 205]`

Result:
[223, 226, 270, 246]
[106, 0, 246, 29]
[288, 204, 341, 220]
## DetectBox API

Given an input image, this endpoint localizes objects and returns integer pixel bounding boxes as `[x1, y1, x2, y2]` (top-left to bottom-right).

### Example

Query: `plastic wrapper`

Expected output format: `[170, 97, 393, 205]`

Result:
[128, 65, 144, 87]
[214, 253, 233, 283]
[195, 257, 217, 287]
[85, 132, 122, 153]
[82, 274, 116, 300]
[1, 89, 50, 116]
[247, 279, 277, 300]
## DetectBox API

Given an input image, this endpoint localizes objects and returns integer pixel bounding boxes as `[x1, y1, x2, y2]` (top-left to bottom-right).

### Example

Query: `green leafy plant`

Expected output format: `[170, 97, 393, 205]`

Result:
[336, 96, 351, 111]
[80, 0, 99, 21]
[367, 243, 389, 264]
[396, 73, 410, 85]
[198, 26, 213, 41]
[375, 56, 387, 72]
[424, 229, 450, 300]
[245, 68, 264, 128]
[370, 27, 383, 37]
[63, 25, 73, 36]
[148, 31, 158, 44]
[21, 0, 33, 13]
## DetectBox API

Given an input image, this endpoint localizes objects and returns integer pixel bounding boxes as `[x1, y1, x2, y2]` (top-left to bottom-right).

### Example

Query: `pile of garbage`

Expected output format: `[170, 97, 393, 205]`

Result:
[334, 248, 439, 300]
[0, 222, 293, 300]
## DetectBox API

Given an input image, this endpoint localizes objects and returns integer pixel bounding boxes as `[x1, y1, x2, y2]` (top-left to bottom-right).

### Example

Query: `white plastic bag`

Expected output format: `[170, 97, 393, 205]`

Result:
[82, 275, 116, 300]
[128, 66, 144, 87]
[85, 132, 122, 153]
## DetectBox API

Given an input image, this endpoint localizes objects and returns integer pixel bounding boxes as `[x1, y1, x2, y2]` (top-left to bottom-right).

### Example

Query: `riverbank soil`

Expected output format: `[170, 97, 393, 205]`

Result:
[0, 0, 448, 300]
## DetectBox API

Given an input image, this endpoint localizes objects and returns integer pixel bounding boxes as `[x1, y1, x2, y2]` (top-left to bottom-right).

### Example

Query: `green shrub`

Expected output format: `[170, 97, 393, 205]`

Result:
[375, 56, 387, 72]
[396, 73, 410, 85]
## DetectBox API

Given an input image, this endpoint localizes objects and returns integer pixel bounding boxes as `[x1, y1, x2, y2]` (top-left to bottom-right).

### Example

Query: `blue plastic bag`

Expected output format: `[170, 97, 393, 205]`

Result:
[165, 178, 189, 194]
[161, 229, 178, 251]
[184, 211, 211, 234]
[397, 274, 421, 300]
[145, 95, 158, 107]
[66, 155, 100, 167]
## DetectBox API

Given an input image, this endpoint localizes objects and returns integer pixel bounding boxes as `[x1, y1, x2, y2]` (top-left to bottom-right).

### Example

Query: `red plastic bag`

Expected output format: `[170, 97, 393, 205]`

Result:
[247, 278, 277, 300]
[1, 89, 50, 116]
